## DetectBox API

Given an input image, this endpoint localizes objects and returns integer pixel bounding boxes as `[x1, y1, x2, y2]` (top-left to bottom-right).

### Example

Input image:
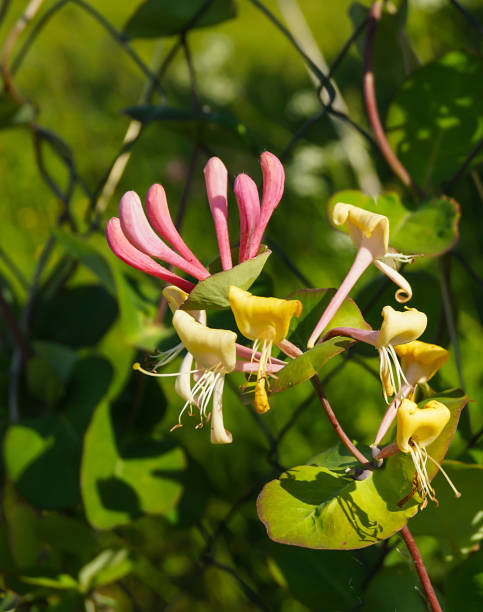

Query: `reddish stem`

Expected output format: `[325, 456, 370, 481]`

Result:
[310, 374, 371, 467]
[0, 291, 31, 362]
[400, 525, 443, 612]
[363, 2, 423, 197]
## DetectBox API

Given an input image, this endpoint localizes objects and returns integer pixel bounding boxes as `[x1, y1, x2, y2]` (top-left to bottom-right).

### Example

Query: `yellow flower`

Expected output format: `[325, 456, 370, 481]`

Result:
[308, 202, 415, 348]
[376, 306, 427, 402]
[397, 399, 460, 505]
[332, 202, 414, 303]
[228, 285, 302, 412]
[395, 340, 449, 386]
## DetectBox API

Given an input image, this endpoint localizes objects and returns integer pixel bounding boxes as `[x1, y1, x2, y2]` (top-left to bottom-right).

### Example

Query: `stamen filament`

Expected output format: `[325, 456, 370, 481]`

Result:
[425, 453, 462, 498]
[133, 362, 201, 377]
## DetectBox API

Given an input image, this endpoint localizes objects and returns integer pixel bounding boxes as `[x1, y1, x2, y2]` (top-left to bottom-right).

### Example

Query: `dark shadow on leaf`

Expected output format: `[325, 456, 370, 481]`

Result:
[97, 476, 142, 517]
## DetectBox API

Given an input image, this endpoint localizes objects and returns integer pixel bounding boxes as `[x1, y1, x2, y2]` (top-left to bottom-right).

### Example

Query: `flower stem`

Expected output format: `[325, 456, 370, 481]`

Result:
[307, 245, 373, 348]
[363, 1, 423, 198]
[400, 525, 443, 612]
[310, 374, 371, 467]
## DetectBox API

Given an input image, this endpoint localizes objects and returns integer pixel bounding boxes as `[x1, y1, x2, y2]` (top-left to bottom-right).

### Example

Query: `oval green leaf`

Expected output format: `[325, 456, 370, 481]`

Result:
[124, 0, 237, 39]
[182, 248, 271, 311]
[81, 402, 185, 529]
[386, 51, 483, 189]
[271, 338, 352, 393]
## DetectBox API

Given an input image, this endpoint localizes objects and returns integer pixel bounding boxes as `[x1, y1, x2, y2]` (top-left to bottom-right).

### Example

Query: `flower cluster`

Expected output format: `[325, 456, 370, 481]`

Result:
[106, 153, 460, 508]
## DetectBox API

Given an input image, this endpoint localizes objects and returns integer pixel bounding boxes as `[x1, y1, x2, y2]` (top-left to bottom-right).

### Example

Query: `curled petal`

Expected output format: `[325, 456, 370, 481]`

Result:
[246, 152, 284, 258]
[146, 184, 209, 276]
[395, 340, 449, 385]
[119, 191, 207, 280]
[172, 310, 237, 373]
[174, 352, 195, 405]
[376, 306, 427, 349]
[332, 202, 388, 258]
[234, 173, 260, 262]
[210, 377, 232, 444]
[204, 157, 232, 270]
[373, 258, 412, 303]
[397, 399, 450, 453]
[106, 218, 194, 293]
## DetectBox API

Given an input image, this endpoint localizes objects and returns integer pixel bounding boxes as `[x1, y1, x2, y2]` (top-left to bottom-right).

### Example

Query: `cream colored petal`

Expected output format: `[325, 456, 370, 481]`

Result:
[210, 376, 233, 444]
[376, 306, 427, 348]
[174, 352, 195, 404]
[162, 284, 206, 323]
[172, 310, 237, 372]
[397, 399, 450, 453]
[163, 285, 189, 312]
[228, 285, 302, 343]
[395, 340, 449, 385]
[332, 202, 388, 258]
[373, 258, 412, 303]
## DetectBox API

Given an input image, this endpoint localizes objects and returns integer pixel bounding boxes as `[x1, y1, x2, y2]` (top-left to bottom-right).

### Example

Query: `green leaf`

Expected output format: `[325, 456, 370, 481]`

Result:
[386, 51, 483, 189]
[360, 565, 428, 612]
[4, 415, 83, 509]
[257, 461, 417, 550]
[285, 288, 371, 348]
[381, 389, 468, 507]
[2, 484, 41, 570]
[81, 402, 185, 529]
[258, 390, 466, 551]
[327, 190, 460, 257]
[0, 96, 35, 129]
[78, 549, 132, 592]
[123, 105, 256, 152]
[268, 542, 367, 610]
[3, 357, 113, 509]
[20, 574, 78, 591]
[33, 285, 118, 350]
[26, 341, 77, 406]
[445, 549, 483, 612]
[271, 338, 352, 393]
[54, 230, 115, 292]
[182, 248, 271, 311]
[109, 257, 166, 351]
[124, 0, 237, 39]
[409, 461, 483, 554]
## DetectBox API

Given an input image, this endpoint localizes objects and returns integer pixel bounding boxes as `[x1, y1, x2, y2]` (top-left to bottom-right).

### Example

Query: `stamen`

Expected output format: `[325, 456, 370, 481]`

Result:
[380, 252, 417, 264]
[152, 342, 184, 368]
[425, 452, 462, 498]
[133, 362, 201, 377]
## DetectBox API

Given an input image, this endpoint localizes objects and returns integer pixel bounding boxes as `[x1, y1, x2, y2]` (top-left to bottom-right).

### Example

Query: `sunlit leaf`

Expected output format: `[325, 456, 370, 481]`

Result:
[81, 402, 185, 529]
[271, 338, 352, 393]
[386, 51, 483, 189]
[182, 248, 271, 311]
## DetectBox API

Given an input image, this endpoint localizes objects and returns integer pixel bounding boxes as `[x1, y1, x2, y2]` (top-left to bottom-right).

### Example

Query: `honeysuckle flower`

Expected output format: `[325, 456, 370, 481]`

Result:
[106, 218, 195, 294]
[107, 152, 284, 297]
[322, 306, 427, 404]
[307, 202, 414, 348]
[372, 341, 449, 445]
[395, 340, 449, 387]
[397, 398, 460, 505]
[204, 157, 232, 271]
[234, 152, 284, 263]
[228, 285, 302, 413]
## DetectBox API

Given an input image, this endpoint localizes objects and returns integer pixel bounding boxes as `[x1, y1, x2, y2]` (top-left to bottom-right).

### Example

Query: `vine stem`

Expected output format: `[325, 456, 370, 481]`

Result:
[400, 525, 443, 612]
[363, 1, 423, 197]
[310, 374, 371, 466]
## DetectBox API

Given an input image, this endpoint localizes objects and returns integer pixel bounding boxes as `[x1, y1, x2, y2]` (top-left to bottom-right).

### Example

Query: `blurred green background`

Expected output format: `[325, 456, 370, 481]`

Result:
[0, 0, 482, 610]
